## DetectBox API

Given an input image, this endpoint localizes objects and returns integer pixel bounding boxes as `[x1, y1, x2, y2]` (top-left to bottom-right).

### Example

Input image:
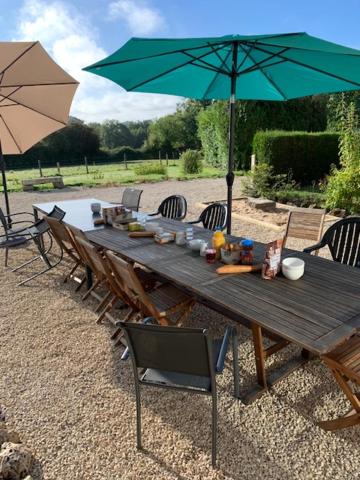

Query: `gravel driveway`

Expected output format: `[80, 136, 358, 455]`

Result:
[0, 178, 357, 480]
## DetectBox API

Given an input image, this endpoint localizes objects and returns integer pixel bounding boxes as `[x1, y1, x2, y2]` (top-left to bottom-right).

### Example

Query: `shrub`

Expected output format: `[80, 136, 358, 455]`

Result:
[253, 130, 340, 184]
[134, 162, 167, 176]
[180, 149, 203, 174]
[242, 163, 295, 198]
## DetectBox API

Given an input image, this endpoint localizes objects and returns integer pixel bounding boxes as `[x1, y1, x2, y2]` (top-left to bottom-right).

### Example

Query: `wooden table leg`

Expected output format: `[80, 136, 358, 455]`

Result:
[86, 265, 93, 289]
[251, 323, 268, 389]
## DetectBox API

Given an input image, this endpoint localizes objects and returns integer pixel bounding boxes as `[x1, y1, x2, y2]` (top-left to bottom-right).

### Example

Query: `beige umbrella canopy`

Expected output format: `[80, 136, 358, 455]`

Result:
[0, 41, 79, 215]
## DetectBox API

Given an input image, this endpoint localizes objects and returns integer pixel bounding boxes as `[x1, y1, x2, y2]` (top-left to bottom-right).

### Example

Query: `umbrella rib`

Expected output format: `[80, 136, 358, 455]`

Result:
[182, 52, 230, 75]
[127, 44, 228, 91]
[202, 48, 232, 99]
[0, 86, 22, 105]
[241, 45, 287, 100]
[207, 44, 231, 73]
[0, 114, 22, 153]
[246, 42, 360, 88]
[86, 41, 229, 69]
[239, 47, 289, 74]
[250, 39, 360, 57]
[1, 96, 67, 126]
[0, 42, 37, 76]
[0, 82, 78, 88]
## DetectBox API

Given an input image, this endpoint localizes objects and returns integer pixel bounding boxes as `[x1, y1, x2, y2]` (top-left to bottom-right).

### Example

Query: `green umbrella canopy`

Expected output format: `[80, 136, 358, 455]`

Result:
[84, 32, 360, 232]
[84, 32, 360, 100]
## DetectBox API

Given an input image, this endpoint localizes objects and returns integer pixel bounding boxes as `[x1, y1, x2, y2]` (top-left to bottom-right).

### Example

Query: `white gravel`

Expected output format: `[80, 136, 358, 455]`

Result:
[1, 178, 358, 480]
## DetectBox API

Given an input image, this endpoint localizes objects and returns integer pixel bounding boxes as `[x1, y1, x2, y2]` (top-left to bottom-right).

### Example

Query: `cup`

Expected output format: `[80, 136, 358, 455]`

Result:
[175, 231, 186, 245]
[200, 241, 208, 256]
[205, 248, 216, 264]
[91, 202, 101, 214]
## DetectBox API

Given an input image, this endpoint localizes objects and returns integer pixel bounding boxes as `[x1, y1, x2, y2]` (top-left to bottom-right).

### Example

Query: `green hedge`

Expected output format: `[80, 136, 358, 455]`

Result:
[252, 131, 340, 184]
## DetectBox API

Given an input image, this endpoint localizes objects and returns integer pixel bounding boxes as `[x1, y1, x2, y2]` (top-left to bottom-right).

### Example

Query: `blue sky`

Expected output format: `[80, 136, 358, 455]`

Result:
[2, 0, 360, 122]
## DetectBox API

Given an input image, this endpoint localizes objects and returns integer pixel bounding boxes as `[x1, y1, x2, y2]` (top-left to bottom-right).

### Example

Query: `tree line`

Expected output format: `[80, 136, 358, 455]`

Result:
[6, 92, 360, 170]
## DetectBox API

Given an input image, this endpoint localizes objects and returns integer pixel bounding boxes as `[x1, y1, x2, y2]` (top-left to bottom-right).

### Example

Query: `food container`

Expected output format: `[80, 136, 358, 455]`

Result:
[205, 248, 216, 264]
[240, 239, 254, 265]
[145, 222, 163, 234]
[282, 257, 305, 280]
[154, 232, 175, 244]
[175, 231, 186, 245]
[221, 247, 241, 265]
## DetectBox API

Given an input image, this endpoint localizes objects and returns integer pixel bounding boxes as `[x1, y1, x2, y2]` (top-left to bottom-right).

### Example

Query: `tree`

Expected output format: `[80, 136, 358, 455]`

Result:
[327, 92, 360, 131]
[100, 120, 133, 149]
[125, 120, 151, 148]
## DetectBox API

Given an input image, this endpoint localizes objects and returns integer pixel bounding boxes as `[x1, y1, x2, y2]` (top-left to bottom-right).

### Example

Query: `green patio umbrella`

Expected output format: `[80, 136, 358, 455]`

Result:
[84, 32, 360, 233]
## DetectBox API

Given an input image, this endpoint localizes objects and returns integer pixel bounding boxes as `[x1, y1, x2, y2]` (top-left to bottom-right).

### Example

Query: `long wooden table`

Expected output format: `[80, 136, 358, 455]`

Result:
[33, 198, 360, 402]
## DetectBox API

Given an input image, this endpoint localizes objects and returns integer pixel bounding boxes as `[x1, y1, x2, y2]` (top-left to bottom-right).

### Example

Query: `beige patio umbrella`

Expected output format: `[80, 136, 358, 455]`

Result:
[0, 41, 79, 216]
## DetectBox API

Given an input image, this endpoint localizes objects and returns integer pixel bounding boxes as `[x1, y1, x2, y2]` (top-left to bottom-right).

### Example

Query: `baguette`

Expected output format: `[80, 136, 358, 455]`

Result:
[216, 264, 262, 274]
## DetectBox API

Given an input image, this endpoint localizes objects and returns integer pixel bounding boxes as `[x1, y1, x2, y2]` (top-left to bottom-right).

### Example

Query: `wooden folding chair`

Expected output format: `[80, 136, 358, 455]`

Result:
[105, 250, 195, 343]
[45, 216, 83, 285]
[318, 334, 360, 431]
[283, 207, 326, 254]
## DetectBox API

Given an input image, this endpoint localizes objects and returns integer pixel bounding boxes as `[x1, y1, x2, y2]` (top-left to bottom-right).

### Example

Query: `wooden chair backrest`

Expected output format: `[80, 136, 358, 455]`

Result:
[75, 236, 107, 280]
[105, 250, 158, 318]
[45, 216, 73, 252]
[284, 207, 325, 249]
[66, 225, 90, 266]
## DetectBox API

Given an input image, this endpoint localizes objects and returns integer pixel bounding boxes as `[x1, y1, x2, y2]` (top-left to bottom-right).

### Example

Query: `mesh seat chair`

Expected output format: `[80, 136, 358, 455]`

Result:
[148, 195, 187, 221]
[121, 188, 143, 211]
[9, 206, 65, 285]
[283, 207, 325, 254]
[303, 217, 360, 266]
[318, 334, 360, 431]
[105, 250, 195, 344]
[120, 320, 240, 467]
[45, 216, 84, 285]
[188, 203, 227, 231]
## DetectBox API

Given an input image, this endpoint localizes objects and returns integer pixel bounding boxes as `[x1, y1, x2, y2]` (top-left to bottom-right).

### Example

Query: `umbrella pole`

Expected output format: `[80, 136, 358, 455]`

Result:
[226, 42, 238, 234]
[0, 141, 11, 218]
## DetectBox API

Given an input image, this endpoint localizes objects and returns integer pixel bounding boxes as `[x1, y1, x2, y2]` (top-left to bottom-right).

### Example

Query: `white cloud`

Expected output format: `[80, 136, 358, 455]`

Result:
[108, 0, 165, 35]
[14, 0, 180, 122]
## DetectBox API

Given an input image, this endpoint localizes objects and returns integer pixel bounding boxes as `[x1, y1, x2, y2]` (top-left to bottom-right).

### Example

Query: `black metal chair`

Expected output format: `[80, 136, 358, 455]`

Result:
[0, 208, 37, 266]
[121, 188, 143, 212]
[303, 217, 360, 267]
[5, 206, 66, 285]
[120, 319, 239, 468]
[148, 195, 187, 221]
[188, 203, 227, 231]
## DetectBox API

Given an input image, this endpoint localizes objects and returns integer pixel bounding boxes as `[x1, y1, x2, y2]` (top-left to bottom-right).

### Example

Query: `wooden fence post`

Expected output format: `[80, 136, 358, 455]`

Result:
[159, 150, 162, 165]
[166, 153, 169, 166]
[38, 159, 43, 177]
[251, 154, 256, 171]
[84, 156, 89, 174]
[56, 162, 61, 175]
[124, 153, 128, 170]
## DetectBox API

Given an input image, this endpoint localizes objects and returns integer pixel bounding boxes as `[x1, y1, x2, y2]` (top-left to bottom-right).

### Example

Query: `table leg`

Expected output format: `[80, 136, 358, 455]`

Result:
[33, 206, 39, 222]
[252, 323, 268, 388]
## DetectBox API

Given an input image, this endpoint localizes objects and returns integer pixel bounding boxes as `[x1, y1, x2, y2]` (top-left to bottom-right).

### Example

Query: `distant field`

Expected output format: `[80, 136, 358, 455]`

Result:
[2, 159, 238, 192]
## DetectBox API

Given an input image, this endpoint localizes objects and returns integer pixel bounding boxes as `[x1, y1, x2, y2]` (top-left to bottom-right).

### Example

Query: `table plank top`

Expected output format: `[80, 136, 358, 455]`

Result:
[34, 199, 360, 354]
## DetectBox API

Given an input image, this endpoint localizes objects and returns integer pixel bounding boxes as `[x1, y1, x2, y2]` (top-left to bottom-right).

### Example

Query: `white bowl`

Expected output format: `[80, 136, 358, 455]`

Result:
[282, 257, 305, 280]
[188, 239, 205, 251]
[221, 248, 240, 265]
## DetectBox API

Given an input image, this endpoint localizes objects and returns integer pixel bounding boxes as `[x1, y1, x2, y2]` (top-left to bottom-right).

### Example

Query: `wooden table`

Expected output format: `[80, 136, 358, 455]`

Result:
[33, 199, 360, 403]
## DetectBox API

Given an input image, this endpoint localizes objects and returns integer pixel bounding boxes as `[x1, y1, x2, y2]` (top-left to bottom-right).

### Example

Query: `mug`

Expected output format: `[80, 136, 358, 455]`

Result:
[176, 231, 186, 245]
[200, 241, 208, 256]
[91, 202, 101, 214]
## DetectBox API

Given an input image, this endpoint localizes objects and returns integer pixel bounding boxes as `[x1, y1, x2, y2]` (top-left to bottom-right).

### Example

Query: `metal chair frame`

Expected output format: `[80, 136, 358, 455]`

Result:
[148, 195, 187, 221]
[120, 318, 239, 468]
[188, 203, 228, 231]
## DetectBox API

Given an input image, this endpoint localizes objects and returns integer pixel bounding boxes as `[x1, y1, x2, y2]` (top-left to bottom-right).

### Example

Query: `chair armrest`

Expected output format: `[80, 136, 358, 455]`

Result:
[303, 241, 325, 254]
[147, 211, 159, 217]
[187, 219, 200, 225]
[3, 211, 35, 219]
[215, 326, 232, 373]
[121, 317, 156, 361]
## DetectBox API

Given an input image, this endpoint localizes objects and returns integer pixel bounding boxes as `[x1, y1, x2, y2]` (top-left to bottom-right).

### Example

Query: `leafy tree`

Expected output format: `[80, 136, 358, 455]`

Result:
[100, 120, 134, 149]
[327, 92, 360, 131]
[125, 120, 151, 148]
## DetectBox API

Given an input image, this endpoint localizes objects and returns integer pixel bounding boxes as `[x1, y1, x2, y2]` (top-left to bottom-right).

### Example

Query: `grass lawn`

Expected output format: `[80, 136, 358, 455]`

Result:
[3, 160, 241, 192]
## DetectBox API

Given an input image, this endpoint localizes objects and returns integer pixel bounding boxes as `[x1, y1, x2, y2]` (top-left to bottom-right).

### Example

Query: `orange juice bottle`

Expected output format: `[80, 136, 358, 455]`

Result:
[212, 229, 225, 260]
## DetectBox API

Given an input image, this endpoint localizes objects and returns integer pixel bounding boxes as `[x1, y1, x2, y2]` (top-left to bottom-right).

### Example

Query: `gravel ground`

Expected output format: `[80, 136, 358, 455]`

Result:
[1, 178, 359, 480]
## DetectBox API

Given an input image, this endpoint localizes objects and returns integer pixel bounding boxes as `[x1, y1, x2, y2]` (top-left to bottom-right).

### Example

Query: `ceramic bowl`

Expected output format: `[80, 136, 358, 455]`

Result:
[90, 202, 101, 214]
[282, 257, 305, 280]
[188, 239, 205, 251]
[221, 248, 241, 265]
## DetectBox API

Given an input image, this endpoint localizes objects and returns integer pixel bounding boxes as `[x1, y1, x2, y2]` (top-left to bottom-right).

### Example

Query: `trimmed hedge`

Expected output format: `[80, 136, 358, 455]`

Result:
[252, 131, 340, 184]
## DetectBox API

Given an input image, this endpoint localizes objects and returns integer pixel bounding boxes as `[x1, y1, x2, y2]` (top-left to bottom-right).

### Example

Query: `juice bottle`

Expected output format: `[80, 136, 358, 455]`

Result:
[212, 229, 225, 260]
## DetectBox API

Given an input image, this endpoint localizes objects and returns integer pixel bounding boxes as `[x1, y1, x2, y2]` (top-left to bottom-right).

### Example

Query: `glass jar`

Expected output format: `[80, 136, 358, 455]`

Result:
[240, 239, 254, 265]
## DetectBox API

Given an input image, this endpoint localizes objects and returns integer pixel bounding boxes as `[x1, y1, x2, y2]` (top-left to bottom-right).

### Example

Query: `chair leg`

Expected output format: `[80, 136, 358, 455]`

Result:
[135, 381, 142, 450]
[75, 276, 86, 292]
[82, 279, 100, 300]
[63, 261, 81, 284]
[4, 247, 9, 267]
[95, 291, 114, 313]
[212, 392, 217, 468]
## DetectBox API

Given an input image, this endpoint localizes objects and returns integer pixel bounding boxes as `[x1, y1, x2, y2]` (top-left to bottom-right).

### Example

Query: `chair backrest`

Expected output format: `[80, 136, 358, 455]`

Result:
[321, 217, 360, 267]
[105, 250, 157, 317]
[66, 224, 90, 266]
[121, 322, 214, 378]
[121, 188, 143, 211]
[284, 207, 325, 248]
[199, 203, 227, 231]
[33, 205, 66, 236]
[45, 216, 73, 250]
[75, 236, 108, 280]
[158, 195, 187, 220]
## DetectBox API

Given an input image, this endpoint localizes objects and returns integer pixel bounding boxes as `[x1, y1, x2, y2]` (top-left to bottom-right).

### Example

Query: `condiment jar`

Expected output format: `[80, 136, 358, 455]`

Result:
[240, 239, 254, 265]
[212, 228, 226, 260]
